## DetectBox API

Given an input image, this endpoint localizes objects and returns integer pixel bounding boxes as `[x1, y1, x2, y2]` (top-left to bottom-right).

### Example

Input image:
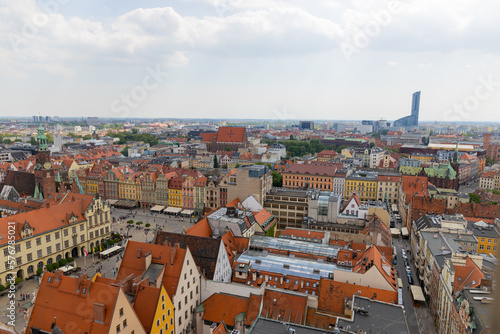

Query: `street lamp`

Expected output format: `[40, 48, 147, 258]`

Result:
[144, 229, 149, 243]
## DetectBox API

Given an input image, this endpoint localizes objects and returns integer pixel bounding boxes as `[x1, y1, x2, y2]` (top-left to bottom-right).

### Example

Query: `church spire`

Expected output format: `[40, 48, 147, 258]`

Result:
[37, 123, 49, 151]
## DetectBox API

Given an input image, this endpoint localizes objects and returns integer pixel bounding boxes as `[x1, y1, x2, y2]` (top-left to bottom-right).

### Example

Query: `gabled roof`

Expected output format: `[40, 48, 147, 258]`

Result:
[27, 273, 120, 334]
[116, 241, 187, 298]
[453, 256, 485, 294]
[318, 279, 397, 315]
[133, 285, 162, 332]
[202, 293, 249, 327]
[261, 289, 307, 324]
[340, 193, 362, 213]
[353, 245, 396, 290]
[154, 231, 222, 280]
[245, 294, 262, 326]
[216, 127, 246, 143]
[185, 218, 213, 238]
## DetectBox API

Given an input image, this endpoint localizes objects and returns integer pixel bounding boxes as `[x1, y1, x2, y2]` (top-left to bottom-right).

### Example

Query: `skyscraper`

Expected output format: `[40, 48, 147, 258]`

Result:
[394, 91, 420, 127]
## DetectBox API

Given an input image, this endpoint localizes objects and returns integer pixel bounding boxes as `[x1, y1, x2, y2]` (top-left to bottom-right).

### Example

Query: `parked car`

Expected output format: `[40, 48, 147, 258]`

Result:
[405, 265, 411, 274]
[407, 273, 414, 285]
[401, 248, 406, 257]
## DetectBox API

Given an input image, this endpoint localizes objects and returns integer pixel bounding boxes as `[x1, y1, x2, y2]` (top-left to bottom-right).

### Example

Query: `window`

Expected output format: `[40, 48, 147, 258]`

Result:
[27, 253, 32, 261]
[90, 232, 94, 239]
[190, 291, 193, 299]
[116, 324, 120, 333]
[185, 296, 188, 304]
[26, 241, 31, 249]
[37, 250, 42, 257]
[488, 239, 492, 243]
[156, 319, 160, 327]
[168, 309, 171, 316]
[123, 319, 127, 328]
[80, 224, 84, 231]
[184, 273, 187, 280]
[178, 317, 182, 326]
[185, 310, 188, 319]
[119, 308, 124, 317]
[64, 229, 68, 237]
[64, 241, 69, 248]
[193, 277, 195, 284]
[47, 246, 52, 254]
[80, 235, 85, 243]
[487, 246, 491, 251]
[46, 235, 51, 242]
[178, 302, 181, 310]
[181, 287, 184, 294]
[36, 238, 41, 246]
[55, 232, 60, 239]
[56, 243, 61, 251]
[162, 295, 165, 302]
[15, 244, 20, 252]
[480, 245, 484, 250]
[196, 286, 198, 294]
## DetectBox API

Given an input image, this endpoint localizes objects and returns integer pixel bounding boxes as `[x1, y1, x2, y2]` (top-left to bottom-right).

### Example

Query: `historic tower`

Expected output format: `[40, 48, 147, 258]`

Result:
[34, 124, 56, 199]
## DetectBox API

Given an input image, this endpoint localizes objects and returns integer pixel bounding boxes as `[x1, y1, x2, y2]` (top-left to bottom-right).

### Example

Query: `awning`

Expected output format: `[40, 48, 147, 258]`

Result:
[410, 285, 426, 302]
[150, 205, 165, 212]
[390, 228, 401, 235]
[164, 207, 182, 214]
[181, 209, 194, 215]
[392, 204, 399, 212]
[401, 227, 409, 236]
[107, 199, 119, 205]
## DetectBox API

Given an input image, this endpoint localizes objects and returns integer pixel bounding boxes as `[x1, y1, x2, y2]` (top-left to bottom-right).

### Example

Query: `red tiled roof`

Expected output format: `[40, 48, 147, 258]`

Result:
[133, 285, 161, 332]
[261, 289, 307, 324]
[27, 273, 119, 334]
[245, 294, 262, 326]
[453, 256, 485, 294]
[216, 127, 246, 143]
[318, 279, 397, 315]
[201, 132, 217, 142]
[202, 293, 249, 327]
[283, 163, 337, 177]
[280, 228, 325, 240]
[185, 218, 213, 238]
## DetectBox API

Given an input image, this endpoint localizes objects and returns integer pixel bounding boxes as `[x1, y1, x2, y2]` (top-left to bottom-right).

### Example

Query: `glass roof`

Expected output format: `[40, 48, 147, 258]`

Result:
[251, 235, 340, 259]
[237, 250, 350, 280]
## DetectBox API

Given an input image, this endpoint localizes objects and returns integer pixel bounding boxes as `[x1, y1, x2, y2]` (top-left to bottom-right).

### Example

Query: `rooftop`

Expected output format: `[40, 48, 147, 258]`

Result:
[236, 250, 347, 280]
[250, 235, 339, 259]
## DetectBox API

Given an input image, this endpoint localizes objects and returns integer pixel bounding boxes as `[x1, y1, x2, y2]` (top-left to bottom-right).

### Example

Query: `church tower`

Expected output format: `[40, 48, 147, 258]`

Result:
[34, 124, 56, 199]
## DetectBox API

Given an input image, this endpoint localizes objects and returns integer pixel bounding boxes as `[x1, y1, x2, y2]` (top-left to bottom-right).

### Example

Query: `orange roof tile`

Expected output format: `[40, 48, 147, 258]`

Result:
[27, 273, 119, 334]
[318, 278, 397, 315]
[202, 293, 249, 327]
[453, 256, 485, 294]
[216, 127, 246, 143]
[245, 294, 262, 326]
[185, 218, 213, 238]
[280, 228, 325, 241]
[261, 289, 307, 324]
[133, 285, 161, 332]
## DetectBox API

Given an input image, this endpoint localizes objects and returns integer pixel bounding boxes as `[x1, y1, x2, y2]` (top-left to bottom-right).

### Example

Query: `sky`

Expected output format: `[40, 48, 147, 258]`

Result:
[1, 0, 500, 122]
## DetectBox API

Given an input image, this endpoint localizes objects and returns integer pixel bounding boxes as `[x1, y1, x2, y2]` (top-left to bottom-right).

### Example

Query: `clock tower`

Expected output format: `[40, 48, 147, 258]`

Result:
[34, 124, 56, 199]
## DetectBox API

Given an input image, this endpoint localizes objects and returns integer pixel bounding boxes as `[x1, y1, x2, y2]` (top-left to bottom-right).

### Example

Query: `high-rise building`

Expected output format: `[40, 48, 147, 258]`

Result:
[87, 116, 99, 126]
[299, 121, 314, 130]
[393, 91, 420, 127]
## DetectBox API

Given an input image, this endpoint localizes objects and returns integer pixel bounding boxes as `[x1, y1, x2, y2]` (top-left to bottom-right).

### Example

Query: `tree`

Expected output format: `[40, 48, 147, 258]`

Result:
[46, 133, 54, 144]
[213, 155, 219, 168]
[83, 134, 92, 140]
[121, 146, 129, 157]
[469, 193, 481, 203]
[289, 134, 294, 140]
[271, 171, 283, 187]
[30, 137, 37, 145]
[369, 142, 376, 148]
[3, 139, 11, 144]
[336, 145, 346, 154]
[145, 223, 151, 228]
[226, 147, 231, 152]
[421, 136, 429, 146]
[131, 128, 139, 134]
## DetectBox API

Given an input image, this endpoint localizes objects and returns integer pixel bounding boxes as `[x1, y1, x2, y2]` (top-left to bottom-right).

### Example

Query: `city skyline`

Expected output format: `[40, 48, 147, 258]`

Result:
[1, 1, 500, 122]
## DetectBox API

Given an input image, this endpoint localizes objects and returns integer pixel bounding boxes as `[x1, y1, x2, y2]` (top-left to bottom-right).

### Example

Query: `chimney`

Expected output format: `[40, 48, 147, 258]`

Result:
[174, 243, 180, 249]
[170, 247, 177, 265]
[93, 303, 106, 324]
[137, 250, 142, 259]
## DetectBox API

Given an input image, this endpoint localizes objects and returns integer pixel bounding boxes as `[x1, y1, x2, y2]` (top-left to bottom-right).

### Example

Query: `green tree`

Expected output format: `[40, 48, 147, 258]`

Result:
[121, 146, 129, 157]
[369, 142, 376, 148]
[30, 137, 37, 145]
[3, 139, 11, 144]
[289, 134, 294, 140]
[271, 171, 283, 187]
[83, 134, 92, 140]
[131, 128, 138, 134]
[336, 145, 346, 154]
[46, 133, 54, 144]
[469, 193, 481, 203]
[213, 155, 219, 168]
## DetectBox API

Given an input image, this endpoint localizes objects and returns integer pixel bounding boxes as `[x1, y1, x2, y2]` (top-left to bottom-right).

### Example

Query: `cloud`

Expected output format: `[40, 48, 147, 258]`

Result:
[387, 60, 398, 66]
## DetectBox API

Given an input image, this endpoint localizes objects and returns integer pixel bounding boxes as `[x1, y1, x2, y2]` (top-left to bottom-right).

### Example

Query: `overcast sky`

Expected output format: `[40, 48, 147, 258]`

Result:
[1, 0, 499, 122]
